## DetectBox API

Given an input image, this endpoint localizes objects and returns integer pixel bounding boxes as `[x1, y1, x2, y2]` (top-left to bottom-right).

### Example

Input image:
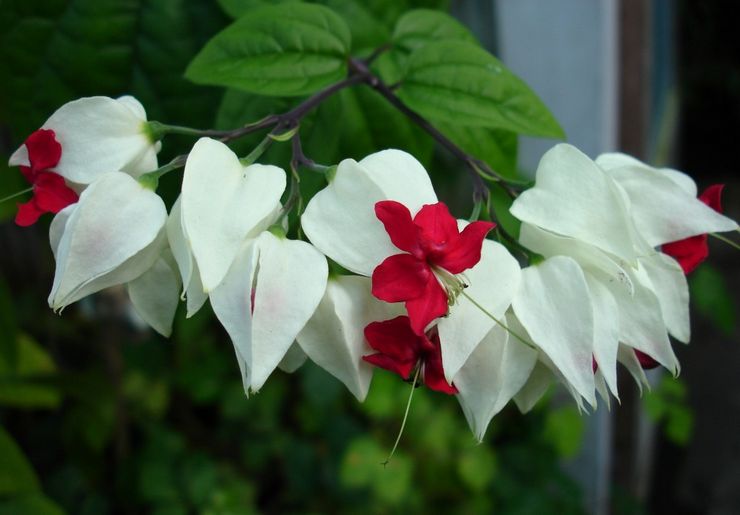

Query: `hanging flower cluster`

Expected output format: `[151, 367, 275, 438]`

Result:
[7, 95, 739, 443]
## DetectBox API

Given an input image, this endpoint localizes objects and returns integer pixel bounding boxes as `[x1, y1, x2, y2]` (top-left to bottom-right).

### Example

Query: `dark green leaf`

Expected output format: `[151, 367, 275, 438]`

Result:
[440, 124, 518, 178]
[393, 9, 475, 53]
[0, 334, 60, 409]
[398, 41, 565, 138]
[0, 495, 65, 515]
[489, 183, 522, 239]
[186, 3, 351, 96]
[0, 0, 227, 143]
[0, 275, 18, 369]
[0, 425, 40, 496]
[690, 264, 736, 335]
[322, 0, 390, 53]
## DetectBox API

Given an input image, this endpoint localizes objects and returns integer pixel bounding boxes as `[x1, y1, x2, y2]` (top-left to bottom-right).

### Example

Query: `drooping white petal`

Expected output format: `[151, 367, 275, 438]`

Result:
[604, 163, 737, 245]
[617, 343, 649, 393]
[513, 360, 553, 413]
[585, 274, 620, 398]
[594, 369, 611, 410]
[211, 233, 328, 393]
[8, 144, 29, 167]
[128, 249, 182, 337]
[606, 269, 679, 374]
[596, 153, 698, 196]
[638, 253, 690, 343]
[510, 144, 638, 263]
[519, 223, 634, 296]
[512, 256, 596, 407]
[455, 322, 538, 441]
[277, 343, 308, 373]
[438, 239, 521, 383]
[49, 205, 76, 258]
[182, 138, 286, 292]
[48, 172, 167, 310]
[38, 96, 155, 184]
[296, 275, 403, 401]
[302, 150, 437, 276]
[166, 197, 208, 317]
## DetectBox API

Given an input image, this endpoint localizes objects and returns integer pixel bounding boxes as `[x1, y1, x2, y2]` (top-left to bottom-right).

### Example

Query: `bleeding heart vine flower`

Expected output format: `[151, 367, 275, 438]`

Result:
[11, 129, 79, 226]
[660, 184, 728, 273]
[9, 96, 161, 186]
[302, 149, 522, 388]
[210, 230, 328, 393]
[171, 137, 286, 308]
[48, 171, 167, 312]
[372, 201, 494, 335]
[363, 315, 457, 394]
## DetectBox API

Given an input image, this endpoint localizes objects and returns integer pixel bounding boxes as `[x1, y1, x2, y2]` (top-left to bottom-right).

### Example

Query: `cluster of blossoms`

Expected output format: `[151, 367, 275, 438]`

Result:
[8, 96, 738, 441]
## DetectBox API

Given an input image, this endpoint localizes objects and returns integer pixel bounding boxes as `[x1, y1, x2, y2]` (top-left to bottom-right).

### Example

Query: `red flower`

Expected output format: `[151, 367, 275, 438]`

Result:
[371, 200, 494, 335]
[661, 184, 725, 274]
[634, 349, 660, 370]
[14, 129, 78, 227]
[362, 315, 457, 394]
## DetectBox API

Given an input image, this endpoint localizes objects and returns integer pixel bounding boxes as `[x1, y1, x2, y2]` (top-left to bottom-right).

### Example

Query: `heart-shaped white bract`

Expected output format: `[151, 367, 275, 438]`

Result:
[210, 231, 328, 394]
[296, 275, 403, 401]
[302, 149, 437, 276]
[9, 96, 160, 184]
[48, 171, 167, 311]
[454, 319, 538, 441]
[181, 138, 286, 293]
[510, 144, 638, 264]
[128, 249, 182, 337]
[596, 153, 738, 245]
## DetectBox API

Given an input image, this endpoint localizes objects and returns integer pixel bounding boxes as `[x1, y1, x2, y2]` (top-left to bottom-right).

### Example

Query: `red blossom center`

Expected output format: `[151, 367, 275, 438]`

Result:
[13, 129, 78, 227]
[362, 315, 457, 394]
[661, 184, 725, 274]
[370, 200, 494, 335]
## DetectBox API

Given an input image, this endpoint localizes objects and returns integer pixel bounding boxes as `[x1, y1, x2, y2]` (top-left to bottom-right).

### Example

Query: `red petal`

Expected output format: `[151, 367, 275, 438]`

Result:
[362, 354, 416, 380]
[413, 203, 459, 254]
[371, 253, 430, 302]
[405, 273, 448, 335]
[422, 338, 458, 394]
[662, 234, 708, 274]
[698, 184, 724, 213]
[15, 200, 44, 227]
[33, 173, 78, 213]
[433, 220, 495, 274]
[19, 166, 36, 184]
[375, 200, 422, 257]
[25, 129, 62, 173]
[634, 349, 660, 370]
[364, 316, 423, 362]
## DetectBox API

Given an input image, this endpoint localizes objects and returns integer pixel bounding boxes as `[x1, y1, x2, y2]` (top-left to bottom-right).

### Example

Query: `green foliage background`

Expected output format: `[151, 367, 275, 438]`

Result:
[1, 0, 725, 513]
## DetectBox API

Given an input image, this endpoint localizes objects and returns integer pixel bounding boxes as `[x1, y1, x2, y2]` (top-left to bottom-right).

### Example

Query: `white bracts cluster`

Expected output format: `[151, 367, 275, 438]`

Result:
[20, 96, 739, 442]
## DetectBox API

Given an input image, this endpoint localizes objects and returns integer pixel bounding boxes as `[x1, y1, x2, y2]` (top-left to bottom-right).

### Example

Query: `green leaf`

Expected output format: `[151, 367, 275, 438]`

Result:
[393, 9, 475, 53]
[489, 183, 522, 239]
[543, 406, 584, 458]
[0, 495, 65, 515]
[0, 334, 60, 409]
[186, 3, 351, 97]
[690, 264, 736, 335]
[440, 124, 519, 178]
[0, 426, 40, 496]
[322, 0, 390, 53]
[398, 41, 565, 138]
[457, 446, 498, 492]
[0, 0, 227, 144]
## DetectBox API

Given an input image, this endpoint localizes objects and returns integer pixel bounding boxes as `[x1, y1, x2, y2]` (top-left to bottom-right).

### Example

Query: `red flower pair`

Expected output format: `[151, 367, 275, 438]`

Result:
[14, 130, 78, 226]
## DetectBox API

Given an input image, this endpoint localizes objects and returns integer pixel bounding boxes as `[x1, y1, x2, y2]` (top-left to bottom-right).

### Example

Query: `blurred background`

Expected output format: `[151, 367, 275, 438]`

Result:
[0, 0, 737, 513]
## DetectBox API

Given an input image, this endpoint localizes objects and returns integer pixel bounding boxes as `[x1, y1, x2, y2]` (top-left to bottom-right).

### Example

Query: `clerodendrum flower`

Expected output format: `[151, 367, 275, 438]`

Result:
[167, 137, 285, 317]
[302, 149, 531, 435]
[48, 172, 167, 314]
[511, 144, 739, 401]
[10, 96, 160, 185]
